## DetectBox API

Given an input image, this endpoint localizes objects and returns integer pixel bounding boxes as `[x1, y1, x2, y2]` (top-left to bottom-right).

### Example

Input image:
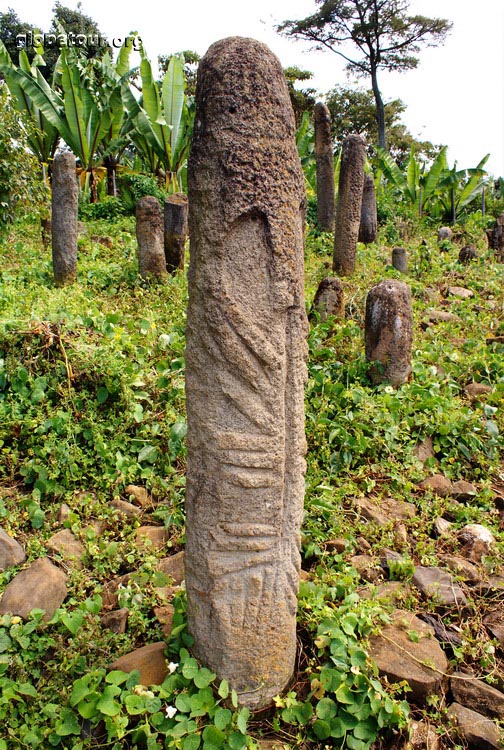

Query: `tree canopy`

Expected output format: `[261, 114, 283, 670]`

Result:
[277, 0, 452, 150]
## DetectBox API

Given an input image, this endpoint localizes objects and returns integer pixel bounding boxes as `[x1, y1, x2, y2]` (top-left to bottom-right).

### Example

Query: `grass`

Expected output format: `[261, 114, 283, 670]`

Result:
[0, 211, 503, 749]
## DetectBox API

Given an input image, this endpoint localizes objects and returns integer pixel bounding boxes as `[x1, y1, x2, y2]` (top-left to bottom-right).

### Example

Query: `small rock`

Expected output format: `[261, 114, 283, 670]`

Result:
[153, 586, 178, 603]
[414, 436, 435, 465]
[447, 702, 501, 749]
[437, 227, 452, 243]
[57, 503, 72, 524]
[125, 485, 151, 508]
[350, 554, 380, 582]
[358, 581, 408, 604]
[110, 499, 142, 518]
[428, 310, 461, 324]
[0, 529, 26, 572]
[394, 522, 409, 549]
[368, 610, 448, 705]
[355, 536, 371, 552]
[353, 497, 416, 526]
[433, 517, 453, 538]
[101, 608, 129, 634]
[451, 672, 504, 720]
[450, 480, 477, 502]
[458, 245, 478, 264]
[101, 573, 132, 610]
[299, 569, 311, 582]
[447, 286, 474, 299]
[474, 576, 504, 596]
[154, 604, 174, 638]
[419, 475, 452, 497]
[135, 526, 167, 552]
[158, 551, 185, 585]
[46, 529, 85, 568]
[457, 524, 495, 559]
[465, 382, 493, 398]
[440, 556, 480, 583]
[405, 719, 440, 750]
[483, 609, 504, 646]
[325, 538, 347, 554]
[109, 642, 168, 686]
[0, 558, 67, 621]
[90, 235, 113, 249]
[412, 566, 467, 607]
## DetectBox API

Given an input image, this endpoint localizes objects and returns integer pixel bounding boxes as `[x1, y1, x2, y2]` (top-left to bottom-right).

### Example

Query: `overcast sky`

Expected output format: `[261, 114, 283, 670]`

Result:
[3, 0, 504, 176]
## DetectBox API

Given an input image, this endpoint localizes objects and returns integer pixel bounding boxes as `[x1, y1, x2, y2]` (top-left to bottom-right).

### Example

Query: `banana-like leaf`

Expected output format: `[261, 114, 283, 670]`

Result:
[162, 55, 185, 161]
[375, 147, 407, 190]
[60, 50, 89, 163]
[421, 146, 447, 203]
[406, 147, 420, 203]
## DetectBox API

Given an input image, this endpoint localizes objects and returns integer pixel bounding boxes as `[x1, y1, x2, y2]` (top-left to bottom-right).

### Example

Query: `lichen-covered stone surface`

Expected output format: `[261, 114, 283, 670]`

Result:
[135, 196, 167, 281]
[365, 279, 413, 386]
[185, 36, 308, 709]
[314, 102, 335, 231]
[51, 151, 78, 286]
[333, 134, 366, 275]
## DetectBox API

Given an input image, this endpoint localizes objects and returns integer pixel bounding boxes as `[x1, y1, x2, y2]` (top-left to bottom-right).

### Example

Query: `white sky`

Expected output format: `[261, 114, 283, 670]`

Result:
[3, 0, 504, 176]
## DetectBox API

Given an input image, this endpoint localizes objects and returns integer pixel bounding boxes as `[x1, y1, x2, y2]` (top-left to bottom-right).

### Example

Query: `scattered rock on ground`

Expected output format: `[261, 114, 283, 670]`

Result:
[46, 529, 85, 568]
[450, 480, 477, 502]
[110, 499, 142, 518]
[353, 496, 416, 526]
[419, 474, 452, 497]
[440, 555, 480, 583]
[154, 604, 175, 638]
[368, 610, 448, 705]
[325, 538, 347, 553]
[414, 437, 435, 465]
[0, 558, 67, 621]
[451, 672, 504, 720]
[358, 581, 409, 604]
[447, 702, 501, 750]
[457, 524, 495, 561]
[433, 517, 453, 537]
[101, 573, 132, 610]
[57, 503, 71, 524]
[350, 554, 380, 582]
[412, 566, 467, 607]
[428, 310, 461, 324]
[447, 286, 474, 299]
[135, 526, 167, 551]
[109, 642, 168, 686]
[483, 609, 504, 646]
[405, 719, 440, 750]
[158, 551, 185, 585]
[465, 382, 493, 398]
[101, 608, 129, 634]
[0, 529, 26, 571]
[125, 485, 151, 508]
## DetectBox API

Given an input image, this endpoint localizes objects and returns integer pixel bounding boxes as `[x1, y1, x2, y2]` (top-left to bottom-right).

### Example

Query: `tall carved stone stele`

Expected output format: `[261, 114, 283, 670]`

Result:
[135, 196, 167, 282]
[333, 134, 366, 276]
[358, 173, 377, 244]
[314, 102, 335, 231]
[51, 150, 78, 286]
[164, 193, 189, 272]
[365, 279, 413, 387]
[185, 37, 308, 710]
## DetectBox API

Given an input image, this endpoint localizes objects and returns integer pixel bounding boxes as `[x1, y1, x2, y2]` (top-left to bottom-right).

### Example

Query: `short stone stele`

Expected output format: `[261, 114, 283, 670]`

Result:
[185, 36, 307, 709]
[135, 196, 167, 281]
[365, 279, 413, 386]
[358, 173, 377, 245]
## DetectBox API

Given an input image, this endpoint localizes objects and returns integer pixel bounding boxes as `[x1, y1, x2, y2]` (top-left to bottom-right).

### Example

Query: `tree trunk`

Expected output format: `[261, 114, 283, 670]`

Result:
[371, 67, 386, 151]
[104, 157, 117, 197]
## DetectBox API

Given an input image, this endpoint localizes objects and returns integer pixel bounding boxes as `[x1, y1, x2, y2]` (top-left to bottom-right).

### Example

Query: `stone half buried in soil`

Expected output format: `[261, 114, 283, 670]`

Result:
[109, 642, 168, 687]
[368, 610, 448, 705]
[450, 672, 504, 721]
[0, 528, 26, 571]
[0, 557, 68, 621]
[447, 702, 501, 750]
[411, 566, 468, 608]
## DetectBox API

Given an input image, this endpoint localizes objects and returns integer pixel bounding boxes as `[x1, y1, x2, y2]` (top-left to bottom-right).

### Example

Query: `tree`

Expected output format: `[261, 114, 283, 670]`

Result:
[0, 8, 35, 65]
[277, 0, 451, 150]
[326, 85, 438, 163]
[283, 66, 317, 127]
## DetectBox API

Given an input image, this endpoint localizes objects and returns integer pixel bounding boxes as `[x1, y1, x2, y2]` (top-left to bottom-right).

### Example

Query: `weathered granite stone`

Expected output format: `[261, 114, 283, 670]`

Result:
[52, 150, 78, 286]
[46, 529, 84, 568]
[451, 672, 504, 720]
[109, 642, 168, 686]
[350, 554, 380, 582]
[447, 703, 501, 749]
[125, 485, 151, 508]
[0, 558, 67, 621]
[135, 196, 167, 281]
[368, 610, 448, 705]
[164, 193, 189, 272]
[365, 280, 413, 386]
[0, 529, 26, 571]
[135, 526, 167, 551]
[440, 556, 480, 583]
[110, 499, 142, 518]
[333, 134, 366, 275]
[450, 480, 477, 502]
[358, 173, 377, 244]
[428, 310, 461, 324]
[412, 566, 467, 607]
[391, 247, 408, 273]
[310, 277, 344, 322]
[432, 517, 452, 538]
[314, 102, 335, 231]
[185, 36, 307, 709]
[447, 286, 473, 299]
[353, 496, 416, 526]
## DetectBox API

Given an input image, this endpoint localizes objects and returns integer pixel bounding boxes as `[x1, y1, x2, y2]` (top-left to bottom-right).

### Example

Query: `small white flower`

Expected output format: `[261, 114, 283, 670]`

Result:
[168, 662, 179, 674]
[165, 705, 177, 719]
